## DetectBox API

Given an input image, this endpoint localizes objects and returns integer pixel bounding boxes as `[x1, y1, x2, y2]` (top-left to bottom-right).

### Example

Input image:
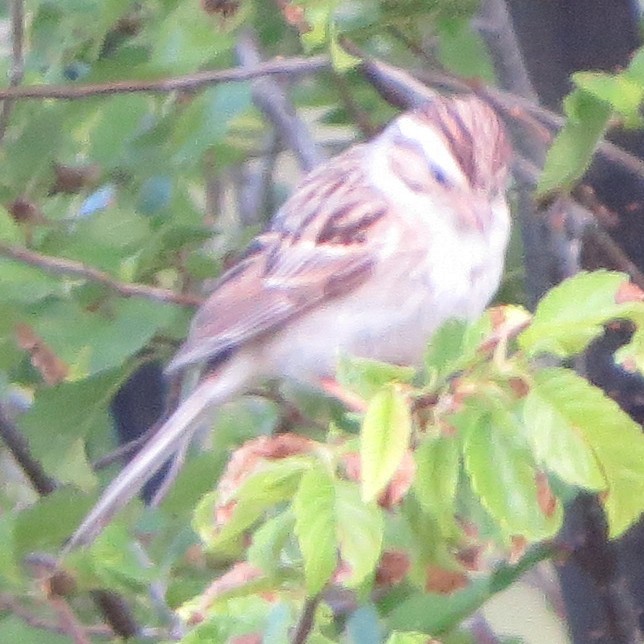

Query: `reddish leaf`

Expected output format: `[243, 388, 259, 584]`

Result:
[615, 281, 644, 303]
[231, 636, 262, 644]
[15, 323, 68, 385]
[343, 450, 415, 508]
[509, 536, 528, 564]
[425, 565, 469, 595]
[375, 550, 410, 587]
[536, 472, 557, 518]
[184, 562, 264, 625]
[215, 434, 316, 527]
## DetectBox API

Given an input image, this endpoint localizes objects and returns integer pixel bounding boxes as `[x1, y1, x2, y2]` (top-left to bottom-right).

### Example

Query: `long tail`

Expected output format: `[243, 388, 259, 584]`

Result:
[65, 371, 241, 551]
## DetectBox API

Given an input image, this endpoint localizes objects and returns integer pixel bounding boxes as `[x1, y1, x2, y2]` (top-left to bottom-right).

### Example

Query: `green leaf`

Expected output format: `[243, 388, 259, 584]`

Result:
[0, 209, 21, 243]
[247, 510, 295, 577]
[194, 458, 309, 551]
[532, 369, 644, 537]
[424, 319, 468, 379]
[424, 314, 495, 387]
[573, 71, 644, 124]
[162, 450, 226, 516]
[0, 617, 70, 644]
[2, 104, 66, 184]
[413, 436, 460, 532]
[72, 205, 151, 251]
[89, 95, 151, 167]
[385, 632, 429, 644]
[360, 384, 412, 502]
[384, 543, 553, 634]
[300, 3, 334, 52]
[337, 355, 415, 400]
[384, 580, 489, 636]
[172, 83, 253, 167]
[627, 47, 644, 83]
[150, 3, 237, 73]
[537, 89, 611, 196]
[178, 596, 272, 643]
[519, 270, 628, 357]
[436, 18, 495, 82]
[32, 298, 179, 377]
[335, 481, 383, 586]
[0, 258, 64, 303]
[522, 388, 606, 490]
[19, 369, 125, 486]
[88, 523, 156, 590]
[293, 466, 338, 595]
[15, 488, 93, 555]
[461, 405, 562, 540]
[329, 21, 360, 71]
[0, 514, 19, 586]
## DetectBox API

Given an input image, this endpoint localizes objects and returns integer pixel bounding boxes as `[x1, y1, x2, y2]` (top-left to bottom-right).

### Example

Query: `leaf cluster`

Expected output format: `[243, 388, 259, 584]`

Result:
[153, 272, 643, 641]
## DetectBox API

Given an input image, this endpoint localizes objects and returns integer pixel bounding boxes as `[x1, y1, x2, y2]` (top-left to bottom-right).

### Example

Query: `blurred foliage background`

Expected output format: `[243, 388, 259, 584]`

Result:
[0, 1, 643, 642]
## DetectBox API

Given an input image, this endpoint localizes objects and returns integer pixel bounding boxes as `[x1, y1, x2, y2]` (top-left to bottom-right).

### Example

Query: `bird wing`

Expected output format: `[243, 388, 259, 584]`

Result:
[167, 146, 389, 373]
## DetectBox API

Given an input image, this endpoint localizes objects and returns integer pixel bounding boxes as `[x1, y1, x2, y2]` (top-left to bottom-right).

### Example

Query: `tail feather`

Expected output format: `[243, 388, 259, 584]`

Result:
[64, 372, 238, 552]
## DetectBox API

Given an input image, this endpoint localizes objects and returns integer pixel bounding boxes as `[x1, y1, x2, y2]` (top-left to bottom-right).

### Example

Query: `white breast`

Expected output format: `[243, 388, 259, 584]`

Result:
[257, 129, 510, 385]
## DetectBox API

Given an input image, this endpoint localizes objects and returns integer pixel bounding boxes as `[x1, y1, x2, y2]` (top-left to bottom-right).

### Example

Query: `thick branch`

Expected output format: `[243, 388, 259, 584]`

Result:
[0, 243, 203, 307]
[236, 30, 324, 172]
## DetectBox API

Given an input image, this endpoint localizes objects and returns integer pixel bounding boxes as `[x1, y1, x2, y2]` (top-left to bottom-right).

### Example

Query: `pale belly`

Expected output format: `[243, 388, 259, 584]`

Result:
[262, 228, 505, 384]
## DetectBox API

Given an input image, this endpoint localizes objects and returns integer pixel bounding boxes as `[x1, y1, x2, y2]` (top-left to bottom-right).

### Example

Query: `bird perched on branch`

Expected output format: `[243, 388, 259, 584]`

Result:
[67, 93, 512, 550]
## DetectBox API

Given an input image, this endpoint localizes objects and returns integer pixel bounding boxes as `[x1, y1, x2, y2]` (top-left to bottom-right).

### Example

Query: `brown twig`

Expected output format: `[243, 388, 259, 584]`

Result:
[48, 596, 93, 644]
[513, 153, 644, 290]
[0, 243, 203, 307]
[0, 0, 25, 143]
[475, 0, 538, 102]
[334, 72, 379, 138]
[0, 55, 331, 101]
[0, 402, 57, 496]
[291, 594, 321, 644]
[0, 593, 112, 639]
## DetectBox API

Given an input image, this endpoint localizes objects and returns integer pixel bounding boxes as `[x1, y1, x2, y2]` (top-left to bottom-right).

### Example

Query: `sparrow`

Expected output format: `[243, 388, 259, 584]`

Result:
[66, 93, 511, 550]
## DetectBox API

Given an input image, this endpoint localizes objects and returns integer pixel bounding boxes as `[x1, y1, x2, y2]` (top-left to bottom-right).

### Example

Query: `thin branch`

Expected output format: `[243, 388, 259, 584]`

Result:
[0, 243, 203, 307]
[48, 596, 92, 644]
[367, 48, 644, 185]
[0, 593, 112, 640]
[91, 433, 148, 471]
[0, 55, 331, 101]
[292, 594, 321, 644]
[334, 72, 379, 138]
[0, 402, 57, 496]
[475, 0, 538, 102]
[0, 0, 25, 143]
[235, 30, 324, 172]
[0, 40, 641, 187]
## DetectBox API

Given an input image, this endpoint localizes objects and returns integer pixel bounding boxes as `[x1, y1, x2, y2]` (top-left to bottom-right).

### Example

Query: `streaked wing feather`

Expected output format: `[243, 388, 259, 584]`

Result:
[167, 147, 388, 373]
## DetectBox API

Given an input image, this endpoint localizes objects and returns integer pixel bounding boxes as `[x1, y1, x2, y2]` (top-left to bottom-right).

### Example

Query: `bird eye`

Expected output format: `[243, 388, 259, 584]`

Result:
[429, 163, 450, 186]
